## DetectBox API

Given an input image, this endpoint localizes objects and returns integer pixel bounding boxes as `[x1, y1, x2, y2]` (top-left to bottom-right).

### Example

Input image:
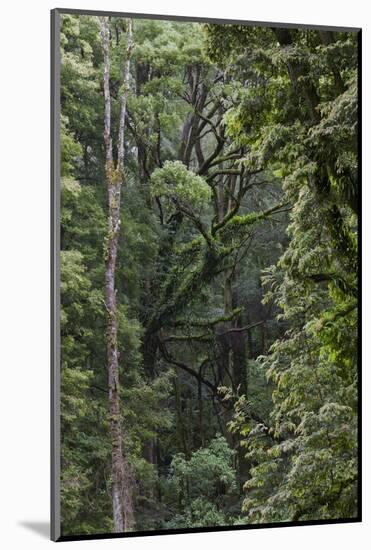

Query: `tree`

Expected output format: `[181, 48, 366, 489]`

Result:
[99, 16, 135, 532]
[206, 23, 358, 522]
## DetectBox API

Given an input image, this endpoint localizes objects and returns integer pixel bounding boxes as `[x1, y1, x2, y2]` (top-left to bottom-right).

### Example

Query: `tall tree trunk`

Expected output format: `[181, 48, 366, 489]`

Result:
[100, 16, 134, 533]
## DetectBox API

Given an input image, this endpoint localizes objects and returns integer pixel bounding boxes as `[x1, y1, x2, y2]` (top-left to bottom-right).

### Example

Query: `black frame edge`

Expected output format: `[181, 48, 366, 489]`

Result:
[57, 517, 361, 542]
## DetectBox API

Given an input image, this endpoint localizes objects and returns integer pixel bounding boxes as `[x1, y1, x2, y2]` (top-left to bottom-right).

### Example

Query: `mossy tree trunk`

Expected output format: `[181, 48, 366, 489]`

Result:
[100, 16, 134, 533]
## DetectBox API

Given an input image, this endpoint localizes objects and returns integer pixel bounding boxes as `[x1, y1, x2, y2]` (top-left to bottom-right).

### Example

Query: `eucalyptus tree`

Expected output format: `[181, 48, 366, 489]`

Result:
[99, 16, 135, 532]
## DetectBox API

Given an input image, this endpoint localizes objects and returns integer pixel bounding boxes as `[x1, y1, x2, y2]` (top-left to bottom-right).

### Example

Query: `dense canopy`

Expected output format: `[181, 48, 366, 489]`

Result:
[59, 13, 359, 536]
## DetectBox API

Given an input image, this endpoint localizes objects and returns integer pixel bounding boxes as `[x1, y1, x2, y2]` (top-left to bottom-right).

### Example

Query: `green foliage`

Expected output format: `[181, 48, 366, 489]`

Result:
[61, 116, 82, 177]
[163, 436, 238, 528]
[169, 435, 237, 497]
[151, 161, 211, 211]
[60, 250, 96, 530]
[59, 13, 358, 535]
[166, 498, 227, 528]
[205, 22, 358, 524]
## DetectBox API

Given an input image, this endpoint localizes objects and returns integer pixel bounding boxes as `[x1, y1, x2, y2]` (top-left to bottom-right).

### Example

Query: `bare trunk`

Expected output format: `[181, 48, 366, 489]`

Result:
[100, 17, 134, 533]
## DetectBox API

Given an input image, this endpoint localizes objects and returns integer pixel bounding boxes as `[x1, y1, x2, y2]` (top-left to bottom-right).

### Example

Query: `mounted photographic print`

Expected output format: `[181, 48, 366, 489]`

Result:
[51, 8, 361, 541]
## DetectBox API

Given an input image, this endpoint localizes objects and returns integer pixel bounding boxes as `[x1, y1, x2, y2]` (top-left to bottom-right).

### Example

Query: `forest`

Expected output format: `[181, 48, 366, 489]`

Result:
[59, 13, 359, 536]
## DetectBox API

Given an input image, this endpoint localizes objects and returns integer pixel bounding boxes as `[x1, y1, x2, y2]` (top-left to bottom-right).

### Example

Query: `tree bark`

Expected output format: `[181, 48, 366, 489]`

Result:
[100, 16, 135, 533]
